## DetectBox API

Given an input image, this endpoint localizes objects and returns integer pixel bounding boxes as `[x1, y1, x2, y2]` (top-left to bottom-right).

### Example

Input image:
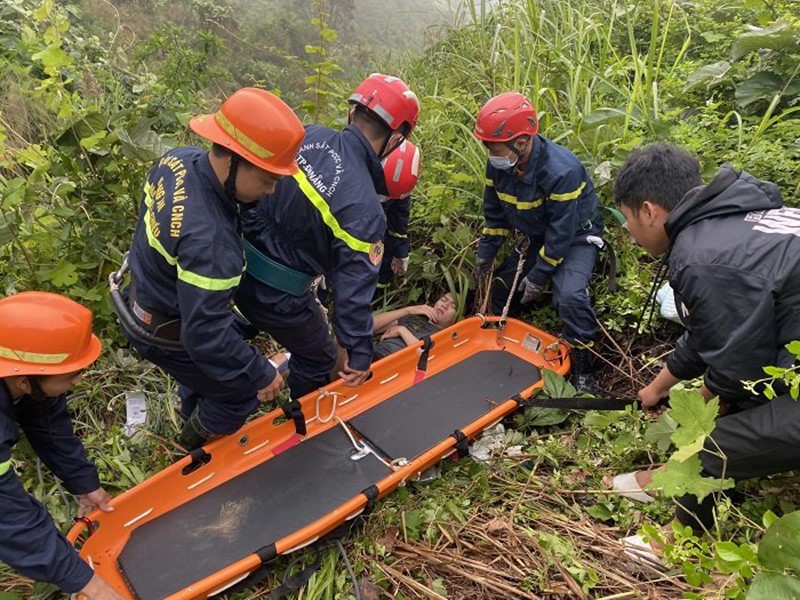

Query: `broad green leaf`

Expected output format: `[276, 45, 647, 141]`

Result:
[31, 44, 73, 69]
[45, 261, 79, 288]
[683, 61, 732, 92]
[715, 540, 752, 564]
[747, 572, 800, 599]
[583, 410, 624, 429]
[757, 511, 800, 572]
[542, 369, 577, 398]
[586, 502, 613, 521]
[644, 411, 678, 453]
[786, 341, 800, 359]
[582, 108, 625, 129]
[735, 72, 784, 108]
[522, 406, 569, 426]
[668, 389, 718, 461]
[650, 454, 734, 501]
[730, 21, 798, 62]
[762, 509, 779, 529]
[601, 205, 626, 227]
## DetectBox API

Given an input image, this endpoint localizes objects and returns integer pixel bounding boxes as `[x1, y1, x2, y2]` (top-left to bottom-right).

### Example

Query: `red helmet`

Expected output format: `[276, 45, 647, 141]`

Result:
[382, 140, 420, 199]
[0, 292, 102, 378]
[190, 87, 304, 176]
[474, 92, 538, 143]
[348, 74, 420, 135]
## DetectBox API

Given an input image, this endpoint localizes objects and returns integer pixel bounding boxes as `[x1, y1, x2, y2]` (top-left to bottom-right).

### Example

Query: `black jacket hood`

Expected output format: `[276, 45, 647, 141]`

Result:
[665, 164, 783, 241]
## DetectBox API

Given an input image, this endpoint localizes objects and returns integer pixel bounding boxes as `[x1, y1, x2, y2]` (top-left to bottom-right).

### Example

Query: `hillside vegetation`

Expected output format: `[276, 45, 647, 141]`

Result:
[1, 0, 799, 597]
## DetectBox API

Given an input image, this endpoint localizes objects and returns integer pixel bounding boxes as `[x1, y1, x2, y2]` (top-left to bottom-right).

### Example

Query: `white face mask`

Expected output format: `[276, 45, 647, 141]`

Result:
[488, 151, 518, 171]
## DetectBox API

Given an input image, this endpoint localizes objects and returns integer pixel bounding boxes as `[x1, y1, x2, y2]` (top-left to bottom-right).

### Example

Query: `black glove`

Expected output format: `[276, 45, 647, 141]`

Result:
[518, 278, 545, 304]
[472, 258, 492, 282]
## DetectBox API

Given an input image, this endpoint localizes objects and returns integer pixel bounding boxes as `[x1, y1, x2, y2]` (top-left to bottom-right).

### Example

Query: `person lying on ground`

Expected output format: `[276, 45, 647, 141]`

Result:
[372, 292, 458, 361]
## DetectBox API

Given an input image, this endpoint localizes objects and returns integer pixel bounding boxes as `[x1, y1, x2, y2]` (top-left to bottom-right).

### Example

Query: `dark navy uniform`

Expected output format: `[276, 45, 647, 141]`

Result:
[376, 195, 411, 290]
[236, 124, 386, 399]
[127, 147, 275, 434]
[0, 383, 98, 593]
[477, 134, 602, 344]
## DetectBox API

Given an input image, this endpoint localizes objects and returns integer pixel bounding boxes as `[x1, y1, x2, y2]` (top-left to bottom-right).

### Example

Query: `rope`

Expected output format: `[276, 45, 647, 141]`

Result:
[472, 265, 494, 317]
[333, 417, 407, 472]
[314, 389, 343, 423]
[498, 238, 530, 331]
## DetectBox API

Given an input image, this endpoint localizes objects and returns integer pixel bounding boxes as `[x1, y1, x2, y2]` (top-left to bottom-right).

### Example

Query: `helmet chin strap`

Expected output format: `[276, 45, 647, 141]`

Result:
[29, 376, 47, 402]
[505, 138, 527, 158]
[223, 154, 241, 203]
[378, 132, 403, 160]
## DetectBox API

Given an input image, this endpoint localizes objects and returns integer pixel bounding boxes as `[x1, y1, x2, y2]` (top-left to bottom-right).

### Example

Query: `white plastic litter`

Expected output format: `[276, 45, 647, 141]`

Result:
[655, 282, 682, 324]
[124, 391, 147, 437]
[470, 424, 524, 462]
[621, 534, 662, 566]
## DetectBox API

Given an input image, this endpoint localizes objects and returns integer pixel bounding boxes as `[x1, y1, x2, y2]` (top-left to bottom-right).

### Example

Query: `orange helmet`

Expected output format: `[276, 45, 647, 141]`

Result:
[189, 88, 305, 176]
[383, 140, 420, 199]
[474, 92, 538, 143]
[0, 292, 102, 378]
[348, 74, 420, 135]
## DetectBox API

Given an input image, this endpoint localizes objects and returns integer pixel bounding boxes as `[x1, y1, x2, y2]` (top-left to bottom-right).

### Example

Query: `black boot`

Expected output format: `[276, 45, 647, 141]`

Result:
[178, 409, 221, 451]
[570, 347, 597, 396]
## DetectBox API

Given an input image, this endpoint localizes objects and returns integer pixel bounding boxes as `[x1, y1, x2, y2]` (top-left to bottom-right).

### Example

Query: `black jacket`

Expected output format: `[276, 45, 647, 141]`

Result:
[665, 165, 800, 402]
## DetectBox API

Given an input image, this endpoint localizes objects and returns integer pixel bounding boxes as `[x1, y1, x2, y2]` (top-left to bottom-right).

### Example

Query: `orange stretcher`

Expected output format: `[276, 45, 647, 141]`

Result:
[67, 317, 569, 599]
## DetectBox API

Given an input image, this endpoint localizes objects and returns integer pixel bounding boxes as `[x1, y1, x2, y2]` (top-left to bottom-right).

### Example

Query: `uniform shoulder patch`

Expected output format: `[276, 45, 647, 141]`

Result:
[368, 240, 384, 266]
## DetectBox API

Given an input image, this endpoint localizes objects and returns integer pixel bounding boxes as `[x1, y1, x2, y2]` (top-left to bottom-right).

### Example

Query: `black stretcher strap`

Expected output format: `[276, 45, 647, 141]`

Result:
[361, 485, 379, 514]
[451, 430, 469, 458]
[413, 336, 434, 384]
[513, 394, 638, 410]
[283, 400, 307, 436]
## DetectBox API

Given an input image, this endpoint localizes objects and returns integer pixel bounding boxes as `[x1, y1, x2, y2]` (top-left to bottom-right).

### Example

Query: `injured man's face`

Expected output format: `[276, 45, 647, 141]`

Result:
[433, 293, 457, 327]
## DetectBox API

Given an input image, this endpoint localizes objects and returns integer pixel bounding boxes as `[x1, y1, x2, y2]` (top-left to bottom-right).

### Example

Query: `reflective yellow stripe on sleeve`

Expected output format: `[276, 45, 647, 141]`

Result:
[485, 178, 494, 187]
[482, 227, 510, 236]
[293, 171, 371, 254]
[0, 459, 11, 477]
[539, 246, 563, 267]
[497, 192, 543, 210]
[550, 181, 586, 201]
[143, 183, 243, 291]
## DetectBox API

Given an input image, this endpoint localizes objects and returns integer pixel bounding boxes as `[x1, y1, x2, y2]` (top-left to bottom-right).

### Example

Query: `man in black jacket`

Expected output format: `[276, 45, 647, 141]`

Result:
[614, 142, 800, 531]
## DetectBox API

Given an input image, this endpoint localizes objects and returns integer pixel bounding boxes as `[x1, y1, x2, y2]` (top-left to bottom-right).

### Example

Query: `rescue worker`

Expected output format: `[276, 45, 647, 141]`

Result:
[612, 142, 800, 534]
[0, 292, 122, 599]
[234, 74, 419, 431]
[472, 91, 603, 394]
[123, 88, 305, 450]
[375, 140, 421, 296]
